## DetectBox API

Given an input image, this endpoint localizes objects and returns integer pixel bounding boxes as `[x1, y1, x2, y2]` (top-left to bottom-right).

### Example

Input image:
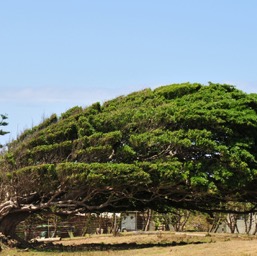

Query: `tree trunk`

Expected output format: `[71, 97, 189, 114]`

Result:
[0, 210, 31, 244]
[144, 209, 152, 231]
[226, 213, 239, 234]
[244, 213, 253, 235]
[112, 213, 118, 236]
[208, 215, 221, 233]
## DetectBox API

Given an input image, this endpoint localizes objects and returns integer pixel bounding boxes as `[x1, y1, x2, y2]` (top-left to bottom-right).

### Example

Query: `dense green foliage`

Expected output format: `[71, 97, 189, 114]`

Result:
[0, 114, 9, 148]
[1, 83, 257, 216]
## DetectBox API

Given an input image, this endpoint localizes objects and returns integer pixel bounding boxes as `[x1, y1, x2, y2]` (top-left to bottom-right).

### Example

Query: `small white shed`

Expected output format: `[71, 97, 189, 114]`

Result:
[121, 212, 138, 231]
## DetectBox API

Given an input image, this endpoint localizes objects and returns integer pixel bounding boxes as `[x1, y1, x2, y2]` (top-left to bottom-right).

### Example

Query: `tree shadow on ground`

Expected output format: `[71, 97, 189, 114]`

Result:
[33, 241, 204, 252]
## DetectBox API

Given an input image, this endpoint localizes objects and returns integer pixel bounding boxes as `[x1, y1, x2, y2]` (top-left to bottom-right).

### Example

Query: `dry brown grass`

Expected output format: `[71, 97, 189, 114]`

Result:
[54, 232, 209, 245]
[2, 232, 257, 256]
[169, 240, 257, 256]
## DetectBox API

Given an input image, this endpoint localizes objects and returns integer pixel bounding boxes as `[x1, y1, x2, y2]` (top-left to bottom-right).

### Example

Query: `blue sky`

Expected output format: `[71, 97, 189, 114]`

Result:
[1, 0, 257, 145]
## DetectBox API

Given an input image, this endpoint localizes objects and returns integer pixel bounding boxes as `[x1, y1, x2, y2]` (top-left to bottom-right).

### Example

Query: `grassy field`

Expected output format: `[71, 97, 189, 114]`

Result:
[2, 232, 257, 256]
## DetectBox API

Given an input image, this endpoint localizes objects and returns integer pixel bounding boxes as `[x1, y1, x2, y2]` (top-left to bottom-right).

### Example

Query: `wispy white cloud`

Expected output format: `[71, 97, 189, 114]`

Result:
[0, 84, 148, 144]
[0, 86, 133, 106]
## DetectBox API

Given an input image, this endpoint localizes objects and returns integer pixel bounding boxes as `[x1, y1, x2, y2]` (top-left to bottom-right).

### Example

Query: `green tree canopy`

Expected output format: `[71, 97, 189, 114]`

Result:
[1, 83, 257, 241]
[0, 114, 9, 148]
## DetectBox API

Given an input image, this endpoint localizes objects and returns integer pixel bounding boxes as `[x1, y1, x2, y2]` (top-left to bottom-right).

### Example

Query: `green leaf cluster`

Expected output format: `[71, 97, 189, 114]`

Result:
[2, 83, 257, 212]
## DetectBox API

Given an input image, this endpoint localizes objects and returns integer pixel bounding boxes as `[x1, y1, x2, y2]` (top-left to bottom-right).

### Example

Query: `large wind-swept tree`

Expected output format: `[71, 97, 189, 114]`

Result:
[1, 83, 257, 241]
